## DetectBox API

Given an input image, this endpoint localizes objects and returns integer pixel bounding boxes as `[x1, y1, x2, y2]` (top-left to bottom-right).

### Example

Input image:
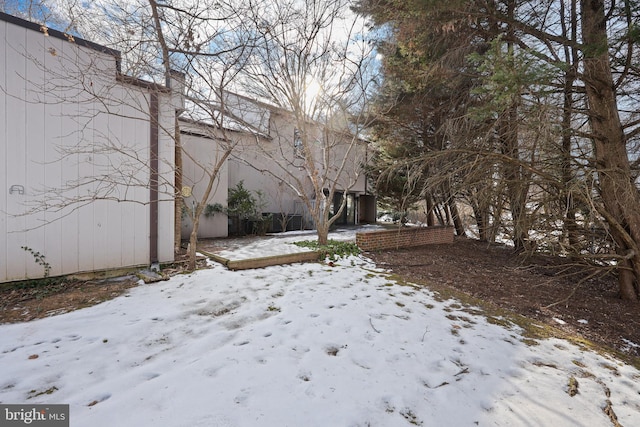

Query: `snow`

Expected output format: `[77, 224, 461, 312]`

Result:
[1, 229, 640, 427]
[213, 227, 360, 261]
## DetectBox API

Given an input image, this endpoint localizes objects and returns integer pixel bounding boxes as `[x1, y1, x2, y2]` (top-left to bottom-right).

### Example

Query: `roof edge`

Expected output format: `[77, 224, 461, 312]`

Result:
[0, 11, 122, 71]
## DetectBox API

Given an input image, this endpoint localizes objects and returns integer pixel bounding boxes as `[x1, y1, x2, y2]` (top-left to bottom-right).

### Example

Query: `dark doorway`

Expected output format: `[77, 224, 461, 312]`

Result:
[332, 193, 356, 225]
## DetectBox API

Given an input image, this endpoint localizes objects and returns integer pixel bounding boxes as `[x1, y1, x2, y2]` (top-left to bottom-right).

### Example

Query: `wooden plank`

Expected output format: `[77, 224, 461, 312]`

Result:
[203, 250, 320, 270]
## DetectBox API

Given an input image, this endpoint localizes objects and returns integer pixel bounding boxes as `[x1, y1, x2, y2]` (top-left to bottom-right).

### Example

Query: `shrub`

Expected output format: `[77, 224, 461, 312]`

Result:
[293, 239, 360, 261]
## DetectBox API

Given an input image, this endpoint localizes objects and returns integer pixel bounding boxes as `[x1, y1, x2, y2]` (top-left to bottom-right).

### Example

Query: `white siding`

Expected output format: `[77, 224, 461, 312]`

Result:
[1, 15, 175, 282]
[180, 131, 229, 239]
[0, 18, 8, 282]
[4, 19, 28, 280]
[227, 111, 369, 219]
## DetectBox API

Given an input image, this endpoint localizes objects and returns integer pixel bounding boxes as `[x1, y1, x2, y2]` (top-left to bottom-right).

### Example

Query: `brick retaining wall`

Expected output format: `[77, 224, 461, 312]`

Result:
[356, 226, 454, 251]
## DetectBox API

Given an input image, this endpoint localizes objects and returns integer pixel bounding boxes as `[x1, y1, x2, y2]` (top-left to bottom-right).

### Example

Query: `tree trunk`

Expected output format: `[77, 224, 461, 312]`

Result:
[149, 0, 184, 256]
[500, 1, 530, 253]
[499, 105, 529, 252]
[561, 72, 579, 250]
[187, 204, 204, 271]
[446, 195, 465, 236]
[312, 192, 330, 246]
[434, 203, 446, 226]
[174, 116, 183, 255]
[425, 194, 435, 226]
[316, 197, 330, 245]
[472, 200, 489, 242]
[187, 219, 199, 271]
[316, 222, 329, 246]
[581, 0, 640, 300]
[560, 0, 580, 252]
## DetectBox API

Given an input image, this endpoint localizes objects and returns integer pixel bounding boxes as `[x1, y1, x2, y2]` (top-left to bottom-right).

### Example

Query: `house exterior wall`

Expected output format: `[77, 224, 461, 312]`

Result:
[0, 13, 175, 282]
[227, 109, 372, 230]
[181, 97, 375, 239]
[180, 130, 229, 239]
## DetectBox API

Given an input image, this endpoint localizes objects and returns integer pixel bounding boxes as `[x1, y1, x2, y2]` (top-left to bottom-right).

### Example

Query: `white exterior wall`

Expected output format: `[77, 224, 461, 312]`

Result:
[180, 131, 229, 239]
[180, 109, 372, 237]
[1, 15, 175, 282]
[228, 111, 369, 220]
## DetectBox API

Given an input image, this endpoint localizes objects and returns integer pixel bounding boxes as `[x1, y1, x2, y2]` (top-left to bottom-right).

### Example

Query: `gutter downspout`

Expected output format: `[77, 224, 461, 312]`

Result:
[150, 92, 159, 265]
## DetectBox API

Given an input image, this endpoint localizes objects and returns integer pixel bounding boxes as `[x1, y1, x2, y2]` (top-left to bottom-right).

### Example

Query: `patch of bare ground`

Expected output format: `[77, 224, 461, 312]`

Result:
[0, 277, 138, 323]
[367, 236, 640, 364]
[0, 249, 206, 324]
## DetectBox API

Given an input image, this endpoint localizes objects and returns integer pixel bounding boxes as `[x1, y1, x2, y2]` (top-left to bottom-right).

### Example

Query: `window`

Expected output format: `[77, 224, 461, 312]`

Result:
[294, 128, 304, 158]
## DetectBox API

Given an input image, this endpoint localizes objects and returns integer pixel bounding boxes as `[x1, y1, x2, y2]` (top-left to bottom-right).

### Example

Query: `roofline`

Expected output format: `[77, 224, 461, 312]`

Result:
[117, 74, 170, 93]
[0, 11, 122, 72]
[178, 116, 272, 141]
[229, 91, 284, 114]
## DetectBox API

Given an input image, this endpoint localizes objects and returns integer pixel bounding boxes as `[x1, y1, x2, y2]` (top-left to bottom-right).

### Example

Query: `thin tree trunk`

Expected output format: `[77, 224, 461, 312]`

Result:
[560, 0, 579, 251]
[444, 190, 464, 236]
[472, 202, 488, 242]
[500, 1, 529, 252]
[434, 203, 446, 226]
[149, 0, 183, 256]
[316, 196, 330, 245]
[425, 194, 435, 226]
[449, 200, 465, 236]
[174, 115, 183, 255]
[561, 75, 579, 250]
[499, 107, 529, 252]
[188, 215, 200, 271]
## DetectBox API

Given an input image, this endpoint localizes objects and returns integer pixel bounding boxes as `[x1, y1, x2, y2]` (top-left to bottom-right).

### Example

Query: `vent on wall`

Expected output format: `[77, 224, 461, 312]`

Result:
[9, 185, 24, 195]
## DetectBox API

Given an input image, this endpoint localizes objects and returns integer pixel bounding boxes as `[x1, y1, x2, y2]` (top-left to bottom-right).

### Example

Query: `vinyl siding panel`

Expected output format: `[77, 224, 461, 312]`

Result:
[0, 17, 7, 281]
[1, 14, 175, 282]
[4, 21, 28, 280]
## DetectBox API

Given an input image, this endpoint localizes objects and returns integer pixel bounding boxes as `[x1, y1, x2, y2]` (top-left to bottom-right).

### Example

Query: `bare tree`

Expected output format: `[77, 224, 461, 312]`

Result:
[146, 0, 257, 270]
[230, 0, 376, 245]
[8, 0, 257, 271]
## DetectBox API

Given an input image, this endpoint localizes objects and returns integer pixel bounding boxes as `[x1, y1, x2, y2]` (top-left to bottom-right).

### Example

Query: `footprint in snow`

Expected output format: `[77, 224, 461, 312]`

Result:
[297, 371, 312, 382]
[233, 389, 250, 406]
[142, 372, 161, 381]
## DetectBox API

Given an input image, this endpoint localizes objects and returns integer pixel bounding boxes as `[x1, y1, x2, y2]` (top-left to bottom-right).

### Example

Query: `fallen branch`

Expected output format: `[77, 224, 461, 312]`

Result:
[369, 317, 381, 333]
[543, 270, 602, 309]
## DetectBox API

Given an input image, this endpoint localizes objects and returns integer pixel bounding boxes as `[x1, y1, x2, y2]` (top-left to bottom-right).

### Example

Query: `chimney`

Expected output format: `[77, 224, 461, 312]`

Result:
[167, 69, 186, 114]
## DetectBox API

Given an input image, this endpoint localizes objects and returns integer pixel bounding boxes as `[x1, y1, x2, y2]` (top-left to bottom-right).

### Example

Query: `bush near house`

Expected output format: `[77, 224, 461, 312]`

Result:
[227, 181, 271, 236]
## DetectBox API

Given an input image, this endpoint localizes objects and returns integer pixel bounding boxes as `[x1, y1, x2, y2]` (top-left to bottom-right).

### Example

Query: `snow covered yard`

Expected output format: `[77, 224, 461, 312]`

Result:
[1, 236, 639, 426]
